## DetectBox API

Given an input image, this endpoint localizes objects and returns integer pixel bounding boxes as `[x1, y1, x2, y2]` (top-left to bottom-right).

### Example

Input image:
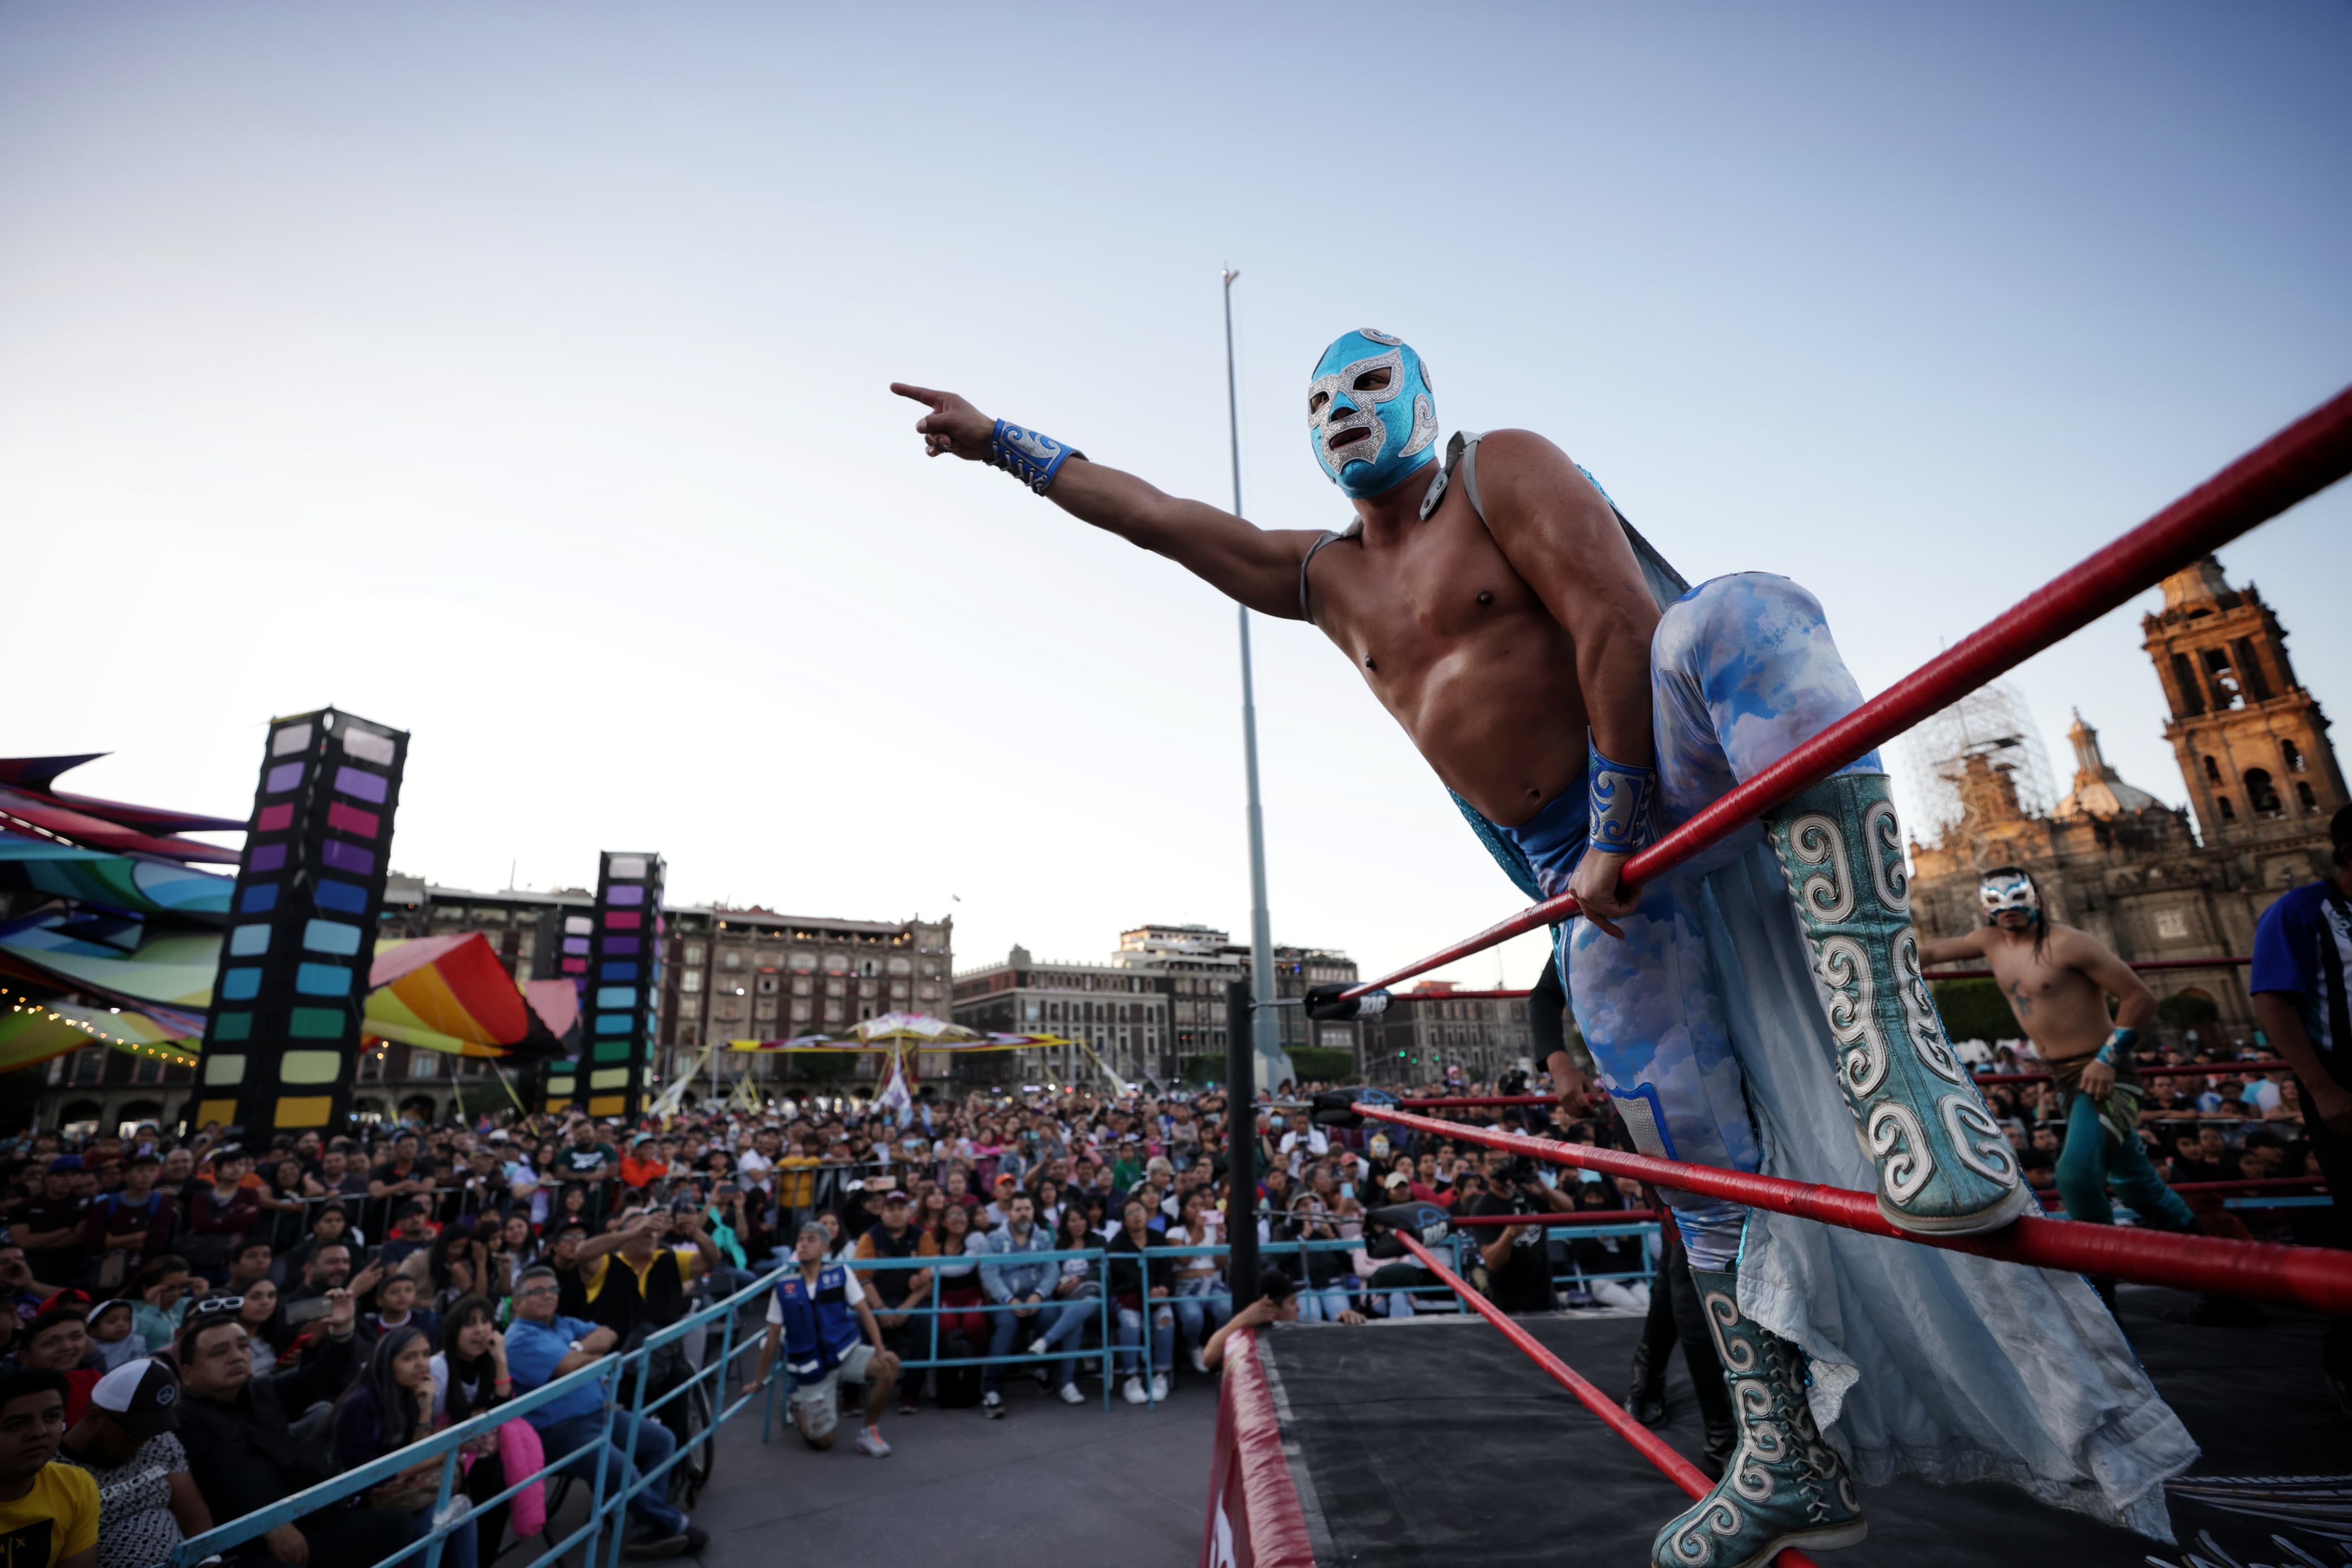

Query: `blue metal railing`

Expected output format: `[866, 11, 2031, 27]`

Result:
[168, 1263, 784, 1568]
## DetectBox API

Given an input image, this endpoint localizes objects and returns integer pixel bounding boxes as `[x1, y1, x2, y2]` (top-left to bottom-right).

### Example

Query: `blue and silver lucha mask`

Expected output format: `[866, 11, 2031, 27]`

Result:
[1978, 870, 2040, 921]
[1307, 329, 1440, 499]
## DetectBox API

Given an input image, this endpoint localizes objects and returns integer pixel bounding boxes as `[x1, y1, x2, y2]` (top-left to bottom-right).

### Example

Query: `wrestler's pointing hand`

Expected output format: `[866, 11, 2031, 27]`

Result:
[890, 383, 996, 462]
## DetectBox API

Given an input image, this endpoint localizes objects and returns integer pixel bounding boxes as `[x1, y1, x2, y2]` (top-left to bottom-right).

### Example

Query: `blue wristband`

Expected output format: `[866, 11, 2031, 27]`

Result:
[1587, 738, 1657, 855]
[989, 420, 1083, 494]
[2096, 1026, 2136, 1067]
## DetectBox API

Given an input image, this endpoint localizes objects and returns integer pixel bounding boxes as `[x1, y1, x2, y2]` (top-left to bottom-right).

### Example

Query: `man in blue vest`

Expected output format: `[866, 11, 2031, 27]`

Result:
[2250, 803, 2352, 1415]
[754, 1223, 900, 1457]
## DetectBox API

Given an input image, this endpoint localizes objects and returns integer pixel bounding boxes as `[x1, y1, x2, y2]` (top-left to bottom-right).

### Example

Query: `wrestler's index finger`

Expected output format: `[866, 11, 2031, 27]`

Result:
[889, 382, 947, 411]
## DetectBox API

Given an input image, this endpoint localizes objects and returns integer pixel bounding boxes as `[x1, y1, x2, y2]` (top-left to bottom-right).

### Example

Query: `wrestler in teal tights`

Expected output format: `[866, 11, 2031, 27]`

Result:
[2053, 1090, 2194, 1229]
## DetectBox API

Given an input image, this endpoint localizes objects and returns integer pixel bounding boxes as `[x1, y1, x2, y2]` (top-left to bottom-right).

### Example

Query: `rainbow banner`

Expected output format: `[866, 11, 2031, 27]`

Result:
[365, 934, 578, 1059]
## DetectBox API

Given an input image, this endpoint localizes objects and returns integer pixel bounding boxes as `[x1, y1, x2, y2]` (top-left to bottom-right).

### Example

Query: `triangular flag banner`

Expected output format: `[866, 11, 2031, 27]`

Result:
[876, 1047, 915, 1128]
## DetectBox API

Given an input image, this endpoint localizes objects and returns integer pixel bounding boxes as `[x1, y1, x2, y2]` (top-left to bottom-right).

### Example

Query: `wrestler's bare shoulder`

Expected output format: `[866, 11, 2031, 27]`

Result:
[1457, 427, 1586, 500]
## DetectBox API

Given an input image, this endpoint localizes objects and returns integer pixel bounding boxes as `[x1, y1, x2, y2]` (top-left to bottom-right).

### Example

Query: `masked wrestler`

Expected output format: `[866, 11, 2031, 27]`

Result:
[1919, 869, 2196, 1236]
[892, 337, 2194, 1562]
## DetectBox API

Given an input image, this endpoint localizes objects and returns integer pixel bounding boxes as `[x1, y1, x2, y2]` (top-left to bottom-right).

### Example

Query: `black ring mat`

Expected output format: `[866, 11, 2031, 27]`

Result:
[1253, 1290, 2344, 1566]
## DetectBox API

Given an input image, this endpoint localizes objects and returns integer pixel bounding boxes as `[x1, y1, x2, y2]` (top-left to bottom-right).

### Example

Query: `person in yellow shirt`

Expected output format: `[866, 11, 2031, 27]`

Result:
[0, 1368, 98, 1568]
[772, 1141, 822, 1238]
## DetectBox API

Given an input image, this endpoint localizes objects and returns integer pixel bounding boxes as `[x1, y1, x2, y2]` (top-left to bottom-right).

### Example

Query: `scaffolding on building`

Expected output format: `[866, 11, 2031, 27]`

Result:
[1891, 677, 2059, 863]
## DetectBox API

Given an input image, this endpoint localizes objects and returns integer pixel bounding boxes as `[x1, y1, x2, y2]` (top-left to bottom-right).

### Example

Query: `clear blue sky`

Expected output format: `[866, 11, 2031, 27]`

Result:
[5, 2, 2346, 989]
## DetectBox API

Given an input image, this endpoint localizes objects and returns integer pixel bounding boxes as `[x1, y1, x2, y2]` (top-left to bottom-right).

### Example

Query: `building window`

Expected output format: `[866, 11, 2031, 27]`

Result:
[790, 999, 812, 1023]
[2230, 638, 2273, 701]
[720, 950, 745, 972]
[792, 975, 812, 997]
[756, 975, 779, 994]
[2199, 647, 2243, 709]
[2284, 738, 2307, 773]
[2246, 768, 2283, 817]
[683, 943, 704, 966]
[410, 1052, 439, 1080]
[888, 956, 912, 977]
[790, 951, 816, 972]
[754, 999, 777, 1021]
[2203, 755, 2223, 784]
[2216, 794, 2236, 822]
[680, 971, 703, 994]
[2169, 653, 2206, 717]
[2298, 780, 2319, 812]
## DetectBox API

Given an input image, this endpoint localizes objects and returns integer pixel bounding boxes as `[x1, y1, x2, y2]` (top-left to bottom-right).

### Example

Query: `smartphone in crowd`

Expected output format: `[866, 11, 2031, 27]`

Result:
[284, 1296, 336, 1327]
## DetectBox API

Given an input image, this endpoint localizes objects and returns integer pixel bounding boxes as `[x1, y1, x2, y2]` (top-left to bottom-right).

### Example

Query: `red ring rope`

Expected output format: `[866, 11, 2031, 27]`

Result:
[1965, 1058, 2288, 1086]
[1443, 1209, 1664, 1227]
[1389, 1059, 2292, 1104]
[1357, 1103, 2352, 1313]
[1923, 956, 2249, 982]
[1394, 1233, 1824, 1568]
[1339, 387, 2352, 1001]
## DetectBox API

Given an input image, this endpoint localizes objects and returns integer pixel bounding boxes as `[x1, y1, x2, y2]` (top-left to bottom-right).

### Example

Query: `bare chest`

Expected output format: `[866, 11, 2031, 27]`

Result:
[1312, 495, 1557, 679]
[1984, 946, 2088, 1019]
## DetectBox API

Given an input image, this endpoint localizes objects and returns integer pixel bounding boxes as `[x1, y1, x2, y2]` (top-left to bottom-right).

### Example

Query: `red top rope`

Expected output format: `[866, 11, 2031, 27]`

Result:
[1356, 1102, 2352, 1314]
[1393, 1057, 2290, 1106]
[1341, 385, 2352, 1000]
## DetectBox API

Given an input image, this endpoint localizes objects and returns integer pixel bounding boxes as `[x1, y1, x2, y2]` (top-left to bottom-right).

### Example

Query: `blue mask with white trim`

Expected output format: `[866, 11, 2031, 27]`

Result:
[1306, 330, 1440, 499]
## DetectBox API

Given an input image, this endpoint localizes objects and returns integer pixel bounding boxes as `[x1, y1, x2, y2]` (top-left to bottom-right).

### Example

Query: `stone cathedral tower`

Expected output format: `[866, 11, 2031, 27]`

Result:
[2142, 556, 2346, 848]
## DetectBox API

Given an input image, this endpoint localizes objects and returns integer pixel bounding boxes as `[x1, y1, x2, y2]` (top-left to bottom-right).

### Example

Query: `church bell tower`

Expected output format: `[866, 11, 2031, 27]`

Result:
[2141, 556, 2345, 849]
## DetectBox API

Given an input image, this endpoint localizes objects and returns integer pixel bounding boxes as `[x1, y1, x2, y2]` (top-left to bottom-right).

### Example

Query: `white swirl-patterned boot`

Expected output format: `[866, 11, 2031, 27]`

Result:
[1651, 1267, 1866, 1568]
[1765, 772, 2030, 1235]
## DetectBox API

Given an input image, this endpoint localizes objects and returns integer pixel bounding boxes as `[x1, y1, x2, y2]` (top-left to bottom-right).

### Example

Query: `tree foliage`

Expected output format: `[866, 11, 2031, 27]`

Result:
[1931, 978, 2014, 1045]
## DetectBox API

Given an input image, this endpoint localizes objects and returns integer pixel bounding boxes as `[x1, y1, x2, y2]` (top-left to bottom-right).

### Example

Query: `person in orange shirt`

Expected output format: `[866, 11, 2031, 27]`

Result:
[617, 1135, 671, 1194]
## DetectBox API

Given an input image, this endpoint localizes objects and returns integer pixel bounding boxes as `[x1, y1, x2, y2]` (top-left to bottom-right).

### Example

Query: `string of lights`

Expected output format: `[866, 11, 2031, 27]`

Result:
[0, 981, 200, 1066]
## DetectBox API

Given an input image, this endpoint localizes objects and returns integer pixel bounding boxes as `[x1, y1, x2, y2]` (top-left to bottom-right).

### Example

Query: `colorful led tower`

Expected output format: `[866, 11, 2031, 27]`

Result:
[557, 851, 663, 1117]
[196, 708, 408, 1133]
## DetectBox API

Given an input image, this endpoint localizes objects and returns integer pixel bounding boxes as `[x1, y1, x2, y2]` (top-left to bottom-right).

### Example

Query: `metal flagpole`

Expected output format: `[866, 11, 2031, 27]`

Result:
[1222, 266, 1289, 1094]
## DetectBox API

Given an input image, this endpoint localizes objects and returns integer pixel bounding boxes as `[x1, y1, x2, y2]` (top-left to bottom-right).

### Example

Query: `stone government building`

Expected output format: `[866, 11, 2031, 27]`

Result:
[1908, 557, 2346, 1044]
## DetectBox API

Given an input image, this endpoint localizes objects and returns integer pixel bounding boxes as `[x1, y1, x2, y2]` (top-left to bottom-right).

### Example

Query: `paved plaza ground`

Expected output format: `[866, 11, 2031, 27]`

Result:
[680, 1367, 1221, 1565]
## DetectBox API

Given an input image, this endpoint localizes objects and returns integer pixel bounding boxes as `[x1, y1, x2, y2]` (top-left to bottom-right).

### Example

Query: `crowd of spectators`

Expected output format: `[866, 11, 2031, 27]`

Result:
[0, 1111, 756, 1564]
[0, 1030, 2311, 1565]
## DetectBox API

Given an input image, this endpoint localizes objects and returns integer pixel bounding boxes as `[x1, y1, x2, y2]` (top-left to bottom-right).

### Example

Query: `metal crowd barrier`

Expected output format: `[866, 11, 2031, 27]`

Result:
[169, 1262, 785, 1568]
[780, 1224, 1666, 1417]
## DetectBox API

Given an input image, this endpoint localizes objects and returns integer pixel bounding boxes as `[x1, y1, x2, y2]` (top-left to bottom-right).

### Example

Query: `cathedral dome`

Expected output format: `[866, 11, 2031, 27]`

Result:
[2055, 710, 2162, 820]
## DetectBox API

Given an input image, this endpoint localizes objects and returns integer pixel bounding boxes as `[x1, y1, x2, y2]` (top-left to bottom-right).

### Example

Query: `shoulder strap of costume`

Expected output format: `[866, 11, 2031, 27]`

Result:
[1298, 530, 1350, 627]
[1458, 431, 1487, 521]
